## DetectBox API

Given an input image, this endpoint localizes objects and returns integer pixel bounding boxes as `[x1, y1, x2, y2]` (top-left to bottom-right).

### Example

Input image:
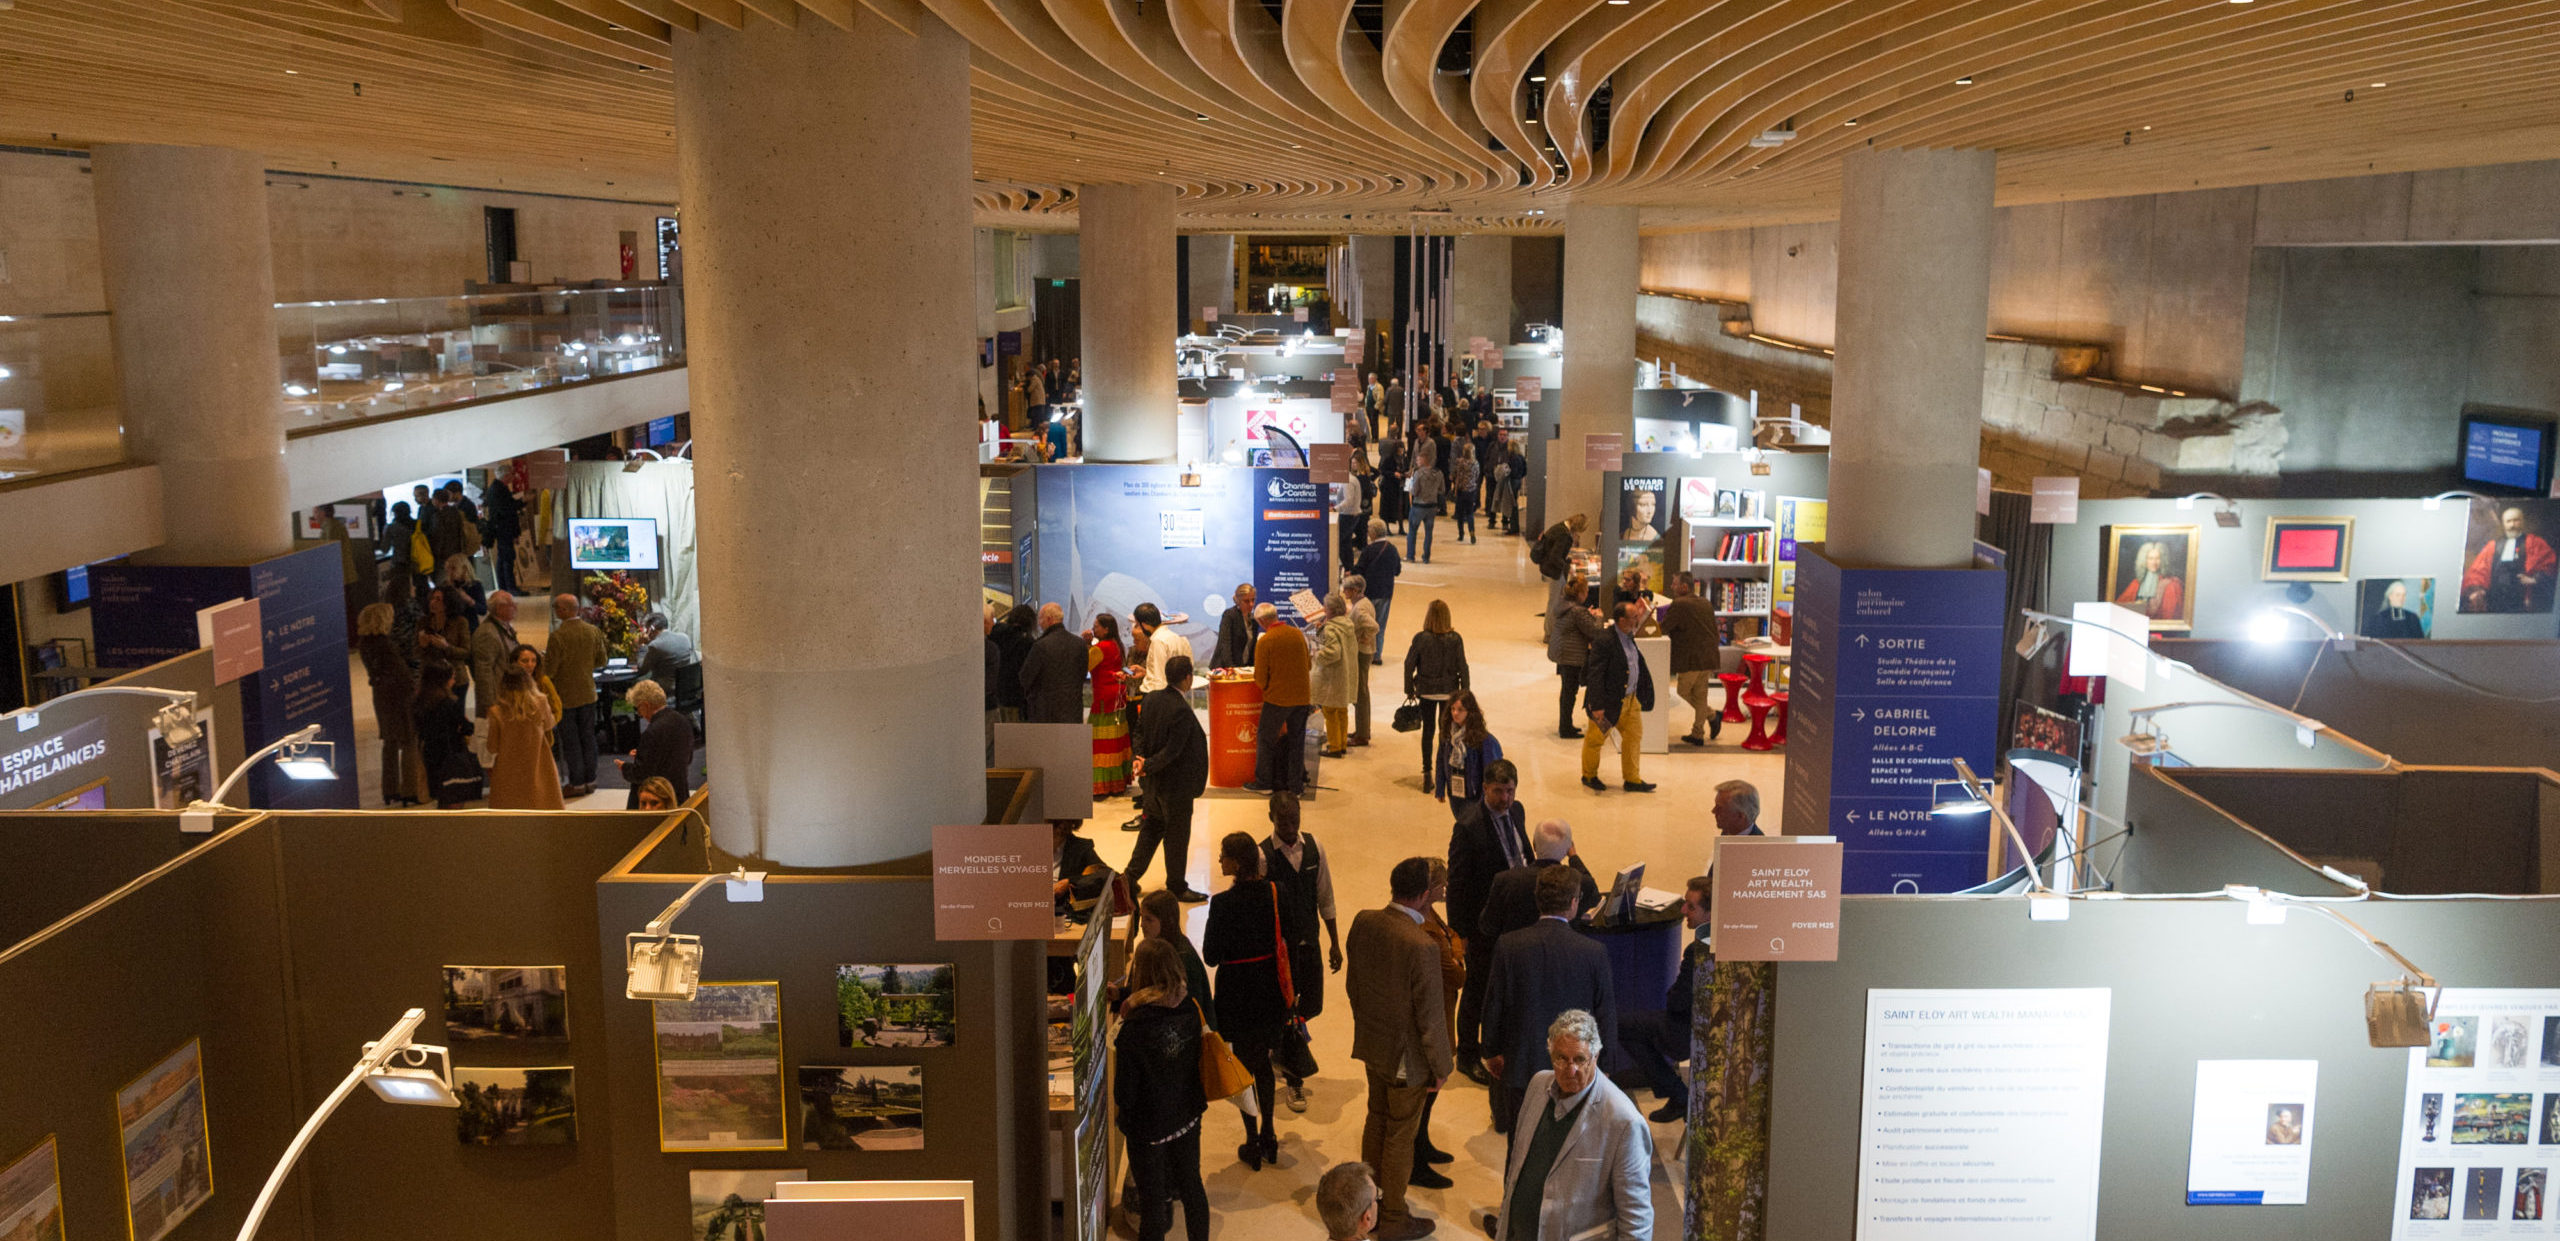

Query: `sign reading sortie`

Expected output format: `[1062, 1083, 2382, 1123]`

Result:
[931, 823, 1055, 940]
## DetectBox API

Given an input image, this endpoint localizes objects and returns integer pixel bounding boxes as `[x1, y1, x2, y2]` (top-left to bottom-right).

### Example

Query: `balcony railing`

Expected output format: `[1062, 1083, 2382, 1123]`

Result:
[277, 283, 683, 427]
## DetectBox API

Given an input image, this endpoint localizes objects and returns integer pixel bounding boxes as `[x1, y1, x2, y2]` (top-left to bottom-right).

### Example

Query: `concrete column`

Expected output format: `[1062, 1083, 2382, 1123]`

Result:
[1827, 148, 1997, 568]
[1185, 234, 1235, 322]
[1452, 233, 1516, 351]
[1079, 182, 1178, 463]
[1547, 204, 1639, 531]
[91, 145, 290, 563]
[676, 10, 979, 866]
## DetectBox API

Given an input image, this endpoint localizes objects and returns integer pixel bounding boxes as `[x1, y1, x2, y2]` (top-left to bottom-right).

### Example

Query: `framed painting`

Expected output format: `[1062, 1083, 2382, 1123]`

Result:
[2101, 525, 2200, 633]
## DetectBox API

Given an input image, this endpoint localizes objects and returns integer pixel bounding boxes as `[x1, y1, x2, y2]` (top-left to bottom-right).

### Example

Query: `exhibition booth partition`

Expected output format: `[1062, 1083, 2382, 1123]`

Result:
[1710, 763, 2560, 1240]
[1024, 464, 1335, 647]
[0, 773, 1053, 1241]
[2155, 638, 2560, 772]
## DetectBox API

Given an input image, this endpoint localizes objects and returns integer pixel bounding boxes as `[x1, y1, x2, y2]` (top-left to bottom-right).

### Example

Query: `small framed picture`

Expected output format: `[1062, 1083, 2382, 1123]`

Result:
[2102, 524, 2200, 632]
[2261, 516, 2353, 582]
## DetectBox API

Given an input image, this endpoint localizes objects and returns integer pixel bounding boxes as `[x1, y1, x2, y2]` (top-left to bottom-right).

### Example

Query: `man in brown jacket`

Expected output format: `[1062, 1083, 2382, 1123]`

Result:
[543, 593, 609, 796]
[1660, 573, 1724, 746]
[1347, 857, 1453, 1241]
[1248, 602, 1313, 794]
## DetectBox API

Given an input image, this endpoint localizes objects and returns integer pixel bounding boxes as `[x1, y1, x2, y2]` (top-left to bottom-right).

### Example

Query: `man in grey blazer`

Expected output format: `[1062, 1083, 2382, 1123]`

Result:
[1481, 865, 1617, 1135]
[1347, 857, 1454, 1241]
[1491, 1009, 1653, 1241]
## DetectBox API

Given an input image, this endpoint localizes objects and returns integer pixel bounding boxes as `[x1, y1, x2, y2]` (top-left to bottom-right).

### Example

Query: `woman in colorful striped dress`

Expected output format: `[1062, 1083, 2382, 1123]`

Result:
[1089, 611, 1133, 796]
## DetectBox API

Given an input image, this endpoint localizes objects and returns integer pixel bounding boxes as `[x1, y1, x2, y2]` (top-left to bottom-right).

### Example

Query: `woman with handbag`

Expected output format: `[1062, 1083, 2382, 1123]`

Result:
[1547, 572, 1607, 739]
[1403, 599, 1471, 782]
[1114, 938, 1211, 1241]
[1432, 688, 1503, 823]
[1204, 832, 1290, 1170]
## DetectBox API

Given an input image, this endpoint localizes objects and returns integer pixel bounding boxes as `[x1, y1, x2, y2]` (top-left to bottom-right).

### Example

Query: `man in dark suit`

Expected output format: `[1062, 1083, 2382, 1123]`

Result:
[1346, 857, 1453, 1241]
[1209, 583, 1258, 669]
[1478, 820, 1601, 945]
[1445, 760, 1528, 1084]
[1615, 874, 1715, 1123]
[1580, 598, 1657, 794]
[1017, 603, 1086, 724]
[1129, 656, 1209, 901]
[1481, 866, 1616, 1135]
[620, 677, 695, 809]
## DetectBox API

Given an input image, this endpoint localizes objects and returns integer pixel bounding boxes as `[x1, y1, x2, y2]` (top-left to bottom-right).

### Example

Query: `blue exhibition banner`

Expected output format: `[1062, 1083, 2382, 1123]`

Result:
[91, 544, 358, 810]
[1031, 465, 1330, 654]
[1780, 545, 2006, 893]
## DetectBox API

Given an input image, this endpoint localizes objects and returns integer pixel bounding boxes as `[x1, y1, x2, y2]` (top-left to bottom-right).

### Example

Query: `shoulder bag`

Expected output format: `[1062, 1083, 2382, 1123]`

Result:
[1194, 998, 1253, 1101]
[1271, 882, 1321, 1079]
[1391, 697, 1428, 733]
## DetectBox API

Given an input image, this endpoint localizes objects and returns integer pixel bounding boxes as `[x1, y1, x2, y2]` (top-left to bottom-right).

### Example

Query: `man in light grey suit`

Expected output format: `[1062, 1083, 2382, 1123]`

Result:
[1347, 857, 1454, 1241]
[1491, 1009, 1653, 1241]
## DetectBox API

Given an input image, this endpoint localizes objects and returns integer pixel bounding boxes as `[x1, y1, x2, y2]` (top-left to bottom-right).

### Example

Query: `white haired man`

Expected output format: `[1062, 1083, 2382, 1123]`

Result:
[1487, 1008, 1652, 1241]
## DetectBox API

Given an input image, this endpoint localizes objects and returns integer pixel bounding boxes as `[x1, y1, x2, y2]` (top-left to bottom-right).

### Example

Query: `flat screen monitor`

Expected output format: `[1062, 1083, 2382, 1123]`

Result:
[568, 517, 661, 571]
[53, 562, 91, 611]
[41, 778, 108, 811]
[647, 415, 677, 445]
[2460, 409, 2557, 494]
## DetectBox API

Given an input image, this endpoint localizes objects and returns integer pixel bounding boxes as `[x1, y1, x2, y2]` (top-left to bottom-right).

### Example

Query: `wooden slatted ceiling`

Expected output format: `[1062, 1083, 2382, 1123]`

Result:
[5, 0, 2560, 232]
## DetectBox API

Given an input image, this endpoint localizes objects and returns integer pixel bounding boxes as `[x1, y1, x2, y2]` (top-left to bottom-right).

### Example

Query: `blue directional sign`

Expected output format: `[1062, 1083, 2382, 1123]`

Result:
[1780, 546, 2006, 893]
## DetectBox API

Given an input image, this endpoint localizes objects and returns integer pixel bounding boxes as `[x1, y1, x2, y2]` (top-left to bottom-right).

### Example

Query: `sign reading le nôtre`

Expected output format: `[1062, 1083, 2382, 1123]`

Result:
[931, 823, 1054, 941]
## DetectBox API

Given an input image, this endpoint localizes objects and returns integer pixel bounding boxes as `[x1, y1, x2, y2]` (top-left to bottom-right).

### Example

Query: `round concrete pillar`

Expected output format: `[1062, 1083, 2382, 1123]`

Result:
[1547, 204, 1639, 532]
[676, 11, 980, 866]
[91, 144, 291, 563]
[1826, 148, 1998, 568]
[1078, 182, 1178, 463]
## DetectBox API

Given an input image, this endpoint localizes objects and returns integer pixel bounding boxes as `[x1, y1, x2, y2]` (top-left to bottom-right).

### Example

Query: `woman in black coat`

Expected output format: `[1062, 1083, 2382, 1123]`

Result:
[1203, 831, 1289, 1170]
[1403, 598, 1472, 781]
[1114, 938, 1209, 1241]
[412, 662, 476, 808]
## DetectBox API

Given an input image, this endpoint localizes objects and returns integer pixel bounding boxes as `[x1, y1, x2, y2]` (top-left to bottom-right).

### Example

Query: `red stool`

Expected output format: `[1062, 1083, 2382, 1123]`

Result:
[1718, 672, 1749, 723]
[1741, 692, 1777, 751]
[1743, 652, 1773, 698]
[1770, 691, 1789, 746]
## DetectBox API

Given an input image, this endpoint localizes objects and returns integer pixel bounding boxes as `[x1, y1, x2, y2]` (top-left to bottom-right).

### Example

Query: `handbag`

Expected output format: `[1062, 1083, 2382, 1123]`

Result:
[436, 748, 484, 804]
[1269, 882, 1320, 1079]
[1391, 697, 1428, 733]
[1194, 999, 1254, 1101]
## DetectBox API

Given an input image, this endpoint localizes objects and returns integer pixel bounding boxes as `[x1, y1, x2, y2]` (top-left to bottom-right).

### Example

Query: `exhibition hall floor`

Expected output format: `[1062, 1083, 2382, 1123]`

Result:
[341, 528, 1787, 1235]
[1091, 527, 1786, 1238]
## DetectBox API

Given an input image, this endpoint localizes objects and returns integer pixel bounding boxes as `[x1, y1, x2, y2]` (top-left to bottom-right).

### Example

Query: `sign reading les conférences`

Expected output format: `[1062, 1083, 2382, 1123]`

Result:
[1710, 836, 1842, 962]
[931, 823, 1054, 941]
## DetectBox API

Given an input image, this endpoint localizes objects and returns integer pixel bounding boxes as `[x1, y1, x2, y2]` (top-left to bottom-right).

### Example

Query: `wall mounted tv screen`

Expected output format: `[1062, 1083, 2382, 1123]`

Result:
[568, 517, 661, 571]
[2460, 409, 2557, 494]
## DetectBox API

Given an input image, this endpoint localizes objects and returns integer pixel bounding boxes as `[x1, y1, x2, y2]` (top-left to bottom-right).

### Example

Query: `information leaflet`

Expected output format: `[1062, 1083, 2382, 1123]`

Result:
[2389, 988, 2560, 1235]
[1856, 988, 2111, 1241]
[2186, 1059, 2318, 1205]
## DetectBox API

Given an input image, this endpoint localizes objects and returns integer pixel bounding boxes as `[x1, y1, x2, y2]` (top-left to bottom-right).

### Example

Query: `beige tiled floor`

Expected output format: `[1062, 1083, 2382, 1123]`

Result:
[1083, 525, 1787, 1239]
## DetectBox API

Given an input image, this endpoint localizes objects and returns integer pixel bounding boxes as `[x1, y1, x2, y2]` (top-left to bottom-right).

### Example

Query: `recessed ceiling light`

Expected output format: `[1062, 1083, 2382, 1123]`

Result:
[1194, 113, 1209, 121]
[1843, 118, 1859, 126]
[1955, 75, 1975, 85]
[2143, 125, 2152, 130]
[1526, 117, 1539, 125]
[1530, 73, 1546, 82]
[284, 69, 299, 75]
[2371, 81, 2386, 87]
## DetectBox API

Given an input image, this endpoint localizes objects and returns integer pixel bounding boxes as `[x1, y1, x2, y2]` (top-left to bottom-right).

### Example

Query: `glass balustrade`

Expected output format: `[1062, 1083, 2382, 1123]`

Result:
[0, 310, 123, 484]
[275, 283, 683, 427]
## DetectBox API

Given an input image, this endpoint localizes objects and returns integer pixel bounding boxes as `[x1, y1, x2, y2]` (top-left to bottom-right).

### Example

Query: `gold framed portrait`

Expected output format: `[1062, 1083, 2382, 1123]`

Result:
[2101, 524, 2200, 632]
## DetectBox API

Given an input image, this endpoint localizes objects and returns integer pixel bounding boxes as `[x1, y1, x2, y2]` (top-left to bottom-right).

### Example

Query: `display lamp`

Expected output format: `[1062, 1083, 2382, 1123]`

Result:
[2248, 604, 2353, 651]
[1941, 758, 2053, 895]
[6, 685, 199, 739]
[2421, 490, 2492, 512]
[2122, 699, 2325, 755]
[177, 724, 336, 832]
[2222, 887, 2439, 1047]
[233, 1008, 456, 1241]
[2173, 492, 2243, 528]
[626, 865, 767, 1002]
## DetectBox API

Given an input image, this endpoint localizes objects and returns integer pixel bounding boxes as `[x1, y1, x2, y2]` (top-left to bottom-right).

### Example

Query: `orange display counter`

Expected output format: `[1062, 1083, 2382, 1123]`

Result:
[1207, 672, 1263, 789]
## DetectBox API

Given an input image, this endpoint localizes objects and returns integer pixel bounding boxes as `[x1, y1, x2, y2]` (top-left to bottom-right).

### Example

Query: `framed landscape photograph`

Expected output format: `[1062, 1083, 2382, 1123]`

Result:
[836, 964, 955, 1048]
[688, 1169, 806, 1241]
[116, 1041, 213, 1241]
[454, 1067, 577, 1146]
[441, 966, 569, 1042]
[2261, 516, 2354, 582]
[799, 1065, 925, 1151]
[654, 982, 788, 1152]
[0, 1137, 63, 1241]
[2101, 524, 2200, 632]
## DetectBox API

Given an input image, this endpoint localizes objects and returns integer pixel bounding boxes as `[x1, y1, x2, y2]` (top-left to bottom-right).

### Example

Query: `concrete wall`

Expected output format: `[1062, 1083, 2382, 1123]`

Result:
[0, 147, 671, 308]
[1185, 233, 1235, 318]
[2242, 246, 2482, 477]
[1510, 234, 1562, 336]
[1452, 232, 1514, 348]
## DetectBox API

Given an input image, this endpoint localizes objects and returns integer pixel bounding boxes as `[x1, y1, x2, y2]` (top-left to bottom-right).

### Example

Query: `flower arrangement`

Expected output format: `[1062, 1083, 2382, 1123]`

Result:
[583, 570, 651, 659]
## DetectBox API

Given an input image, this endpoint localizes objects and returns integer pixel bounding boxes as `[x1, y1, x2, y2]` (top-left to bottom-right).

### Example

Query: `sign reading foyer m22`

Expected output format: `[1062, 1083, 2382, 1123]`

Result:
[1783, 546, 2007, 893]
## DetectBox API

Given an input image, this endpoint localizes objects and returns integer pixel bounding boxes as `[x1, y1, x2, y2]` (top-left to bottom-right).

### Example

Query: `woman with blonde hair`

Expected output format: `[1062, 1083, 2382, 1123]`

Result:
[633, 777, 680, 813]
[484, 667, 564, 809]
[1546, 571, 1607, 738]
[356, 602, 424, 805]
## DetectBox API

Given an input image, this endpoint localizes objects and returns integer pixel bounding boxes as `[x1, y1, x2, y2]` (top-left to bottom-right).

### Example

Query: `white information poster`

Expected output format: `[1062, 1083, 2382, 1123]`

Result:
[2390, 988, 2560, 1235]
[2186, 1059, 2319, 1205]
[1857, 988, 2112, 1240]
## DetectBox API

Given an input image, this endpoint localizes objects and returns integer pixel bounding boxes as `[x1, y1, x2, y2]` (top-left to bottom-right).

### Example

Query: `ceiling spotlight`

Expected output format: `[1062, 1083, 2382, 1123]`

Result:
[1954, 75, 1975, 85]
[1843, 118, 1860, 126]
[1194, 112, 1210, 121]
